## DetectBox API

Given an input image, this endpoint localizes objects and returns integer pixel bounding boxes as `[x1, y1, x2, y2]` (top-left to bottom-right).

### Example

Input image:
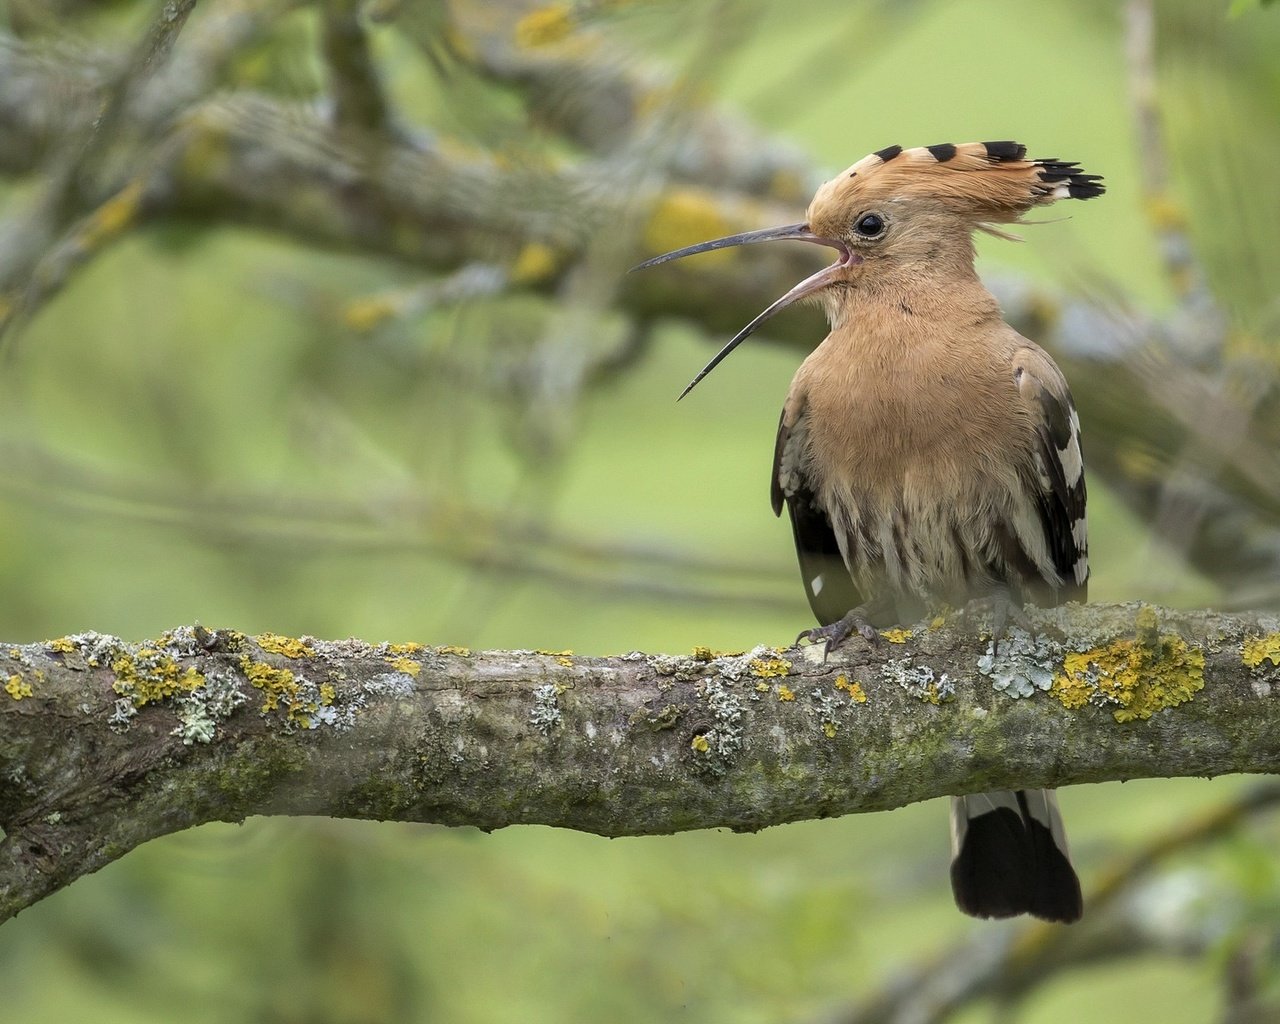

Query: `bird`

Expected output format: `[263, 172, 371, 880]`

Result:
[633, 141, 1101, 922]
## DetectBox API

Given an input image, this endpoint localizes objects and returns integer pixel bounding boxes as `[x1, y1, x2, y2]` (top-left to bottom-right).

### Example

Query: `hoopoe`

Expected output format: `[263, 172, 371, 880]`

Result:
[635, 141, 1102, 922]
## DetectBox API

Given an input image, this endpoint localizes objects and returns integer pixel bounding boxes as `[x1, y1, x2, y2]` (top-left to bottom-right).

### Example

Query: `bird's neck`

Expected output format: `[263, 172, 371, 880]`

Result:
[823, 261, 998, 334]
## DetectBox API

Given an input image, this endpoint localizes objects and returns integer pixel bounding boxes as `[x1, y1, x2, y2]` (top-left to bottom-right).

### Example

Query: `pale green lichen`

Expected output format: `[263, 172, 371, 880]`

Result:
[1053, 608, 1205, 722]
[530, 683, 563, 735]
[691, 679, 744, 773]
[882, 658, 954, 704]
[712, 645, 788, 682]
[649, 653, 700, 681]
[808, 687, 847, 738]
[977, 627, 1061, 697]
[171, 669, 249, 745]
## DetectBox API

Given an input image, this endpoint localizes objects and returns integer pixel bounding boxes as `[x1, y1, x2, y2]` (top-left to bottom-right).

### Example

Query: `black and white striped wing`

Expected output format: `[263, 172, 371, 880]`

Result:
[771, 404, 863, 626]
[1014, 347, 1088, 605]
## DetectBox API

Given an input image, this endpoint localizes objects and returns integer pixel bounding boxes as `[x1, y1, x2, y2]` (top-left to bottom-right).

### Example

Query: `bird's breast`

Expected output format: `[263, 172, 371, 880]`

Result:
[788, 325, 1036, 600]
[796, 331, 1028, 495]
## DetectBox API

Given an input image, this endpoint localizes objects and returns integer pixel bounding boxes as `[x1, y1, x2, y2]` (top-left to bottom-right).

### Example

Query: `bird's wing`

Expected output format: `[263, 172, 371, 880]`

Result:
[772, 400, 864, 626]
[1012, 345, 1088, 603]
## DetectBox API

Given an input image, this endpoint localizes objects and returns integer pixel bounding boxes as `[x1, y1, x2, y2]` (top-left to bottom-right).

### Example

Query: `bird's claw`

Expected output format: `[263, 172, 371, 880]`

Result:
[963, 589, 1030, 655]
[797, 611, 880, 652]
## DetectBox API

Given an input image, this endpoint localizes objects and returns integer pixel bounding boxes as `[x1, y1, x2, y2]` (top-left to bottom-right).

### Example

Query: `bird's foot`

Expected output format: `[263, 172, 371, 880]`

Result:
[797, 606, 881, 652]
[962, 588, 1030, 655]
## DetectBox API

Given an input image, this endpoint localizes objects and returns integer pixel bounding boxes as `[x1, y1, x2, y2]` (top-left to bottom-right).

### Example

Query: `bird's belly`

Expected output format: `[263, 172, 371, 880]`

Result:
[819, 464, 1019, 606]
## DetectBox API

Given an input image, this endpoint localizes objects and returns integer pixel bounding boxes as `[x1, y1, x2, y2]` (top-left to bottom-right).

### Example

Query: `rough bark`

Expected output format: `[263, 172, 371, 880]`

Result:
[3, 602, 1280, 925]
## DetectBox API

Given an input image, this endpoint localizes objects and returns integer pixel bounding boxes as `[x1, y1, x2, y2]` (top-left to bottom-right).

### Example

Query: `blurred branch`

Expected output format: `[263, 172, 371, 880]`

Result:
[0, 0, 199, 339]
[1125, 0, 1215, 313]
[4, 602, 1280, 923]
[1, 12, 1279, 598]
[831, 782, 1280, 1024]
[320, 0, 392, 135]
[0, 440, 796, 609]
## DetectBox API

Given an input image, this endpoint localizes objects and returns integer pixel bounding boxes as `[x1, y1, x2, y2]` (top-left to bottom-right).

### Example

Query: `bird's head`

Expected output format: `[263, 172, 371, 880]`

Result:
[632, 141, 1104, 398]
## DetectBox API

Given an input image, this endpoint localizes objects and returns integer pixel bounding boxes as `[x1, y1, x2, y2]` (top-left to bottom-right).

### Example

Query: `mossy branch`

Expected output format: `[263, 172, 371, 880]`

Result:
[3, 603, 1280, 925]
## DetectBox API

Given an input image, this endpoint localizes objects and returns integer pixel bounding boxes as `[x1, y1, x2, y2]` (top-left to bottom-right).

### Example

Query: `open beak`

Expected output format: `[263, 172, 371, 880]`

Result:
[630, 223, 855, 399]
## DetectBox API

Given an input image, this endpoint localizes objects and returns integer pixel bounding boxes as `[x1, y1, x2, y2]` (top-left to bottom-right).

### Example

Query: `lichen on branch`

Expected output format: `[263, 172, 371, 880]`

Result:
[2, 602, 1280, 925]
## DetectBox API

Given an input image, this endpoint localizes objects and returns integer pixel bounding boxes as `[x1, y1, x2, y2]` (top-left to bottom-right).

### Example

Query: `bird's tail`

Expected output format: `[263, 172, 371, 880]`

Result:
[949, 789, 1082, 923]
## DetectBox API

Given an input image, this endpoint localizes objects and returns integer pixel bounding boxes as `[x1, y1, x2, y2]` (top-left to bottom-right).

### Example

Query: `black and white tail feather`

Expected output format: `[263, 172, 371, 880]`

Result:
[950, 789, 1082, 922]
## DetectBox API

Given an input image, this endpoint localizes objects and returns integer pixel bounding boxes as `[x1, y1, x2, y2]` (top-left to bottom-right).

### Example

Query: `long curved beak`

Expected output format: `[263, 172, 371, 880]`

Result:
[630, 222, 837, 271]
[630, 223, 854, 399]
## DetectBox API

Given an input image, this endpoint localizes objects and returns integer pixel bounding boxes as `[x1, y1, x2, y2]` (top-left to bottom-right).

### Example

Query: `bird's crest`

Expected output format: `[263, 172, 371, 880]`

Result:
[809, 141, 1104, 227]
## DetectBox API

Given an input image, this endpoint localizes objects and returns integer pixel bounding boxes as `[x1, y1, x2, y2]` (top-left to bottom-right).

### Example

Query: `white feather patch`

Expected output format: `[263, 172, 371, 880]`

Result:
[1056, 409, 1084, 486]
[1021, 788, 1072, 856]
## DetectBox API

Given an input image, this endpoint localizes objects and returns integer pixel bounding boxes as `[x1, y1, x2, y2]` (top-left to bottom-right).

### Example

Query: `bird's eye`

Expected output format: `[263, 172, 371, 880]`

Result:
[854, 213, 885, 238]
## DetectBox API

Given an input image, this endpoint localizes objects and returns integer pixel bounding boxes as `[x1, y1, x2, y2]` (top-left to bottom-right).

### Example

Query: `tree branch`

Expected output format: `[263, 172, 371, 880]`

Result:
[3, 603, 1280, 925]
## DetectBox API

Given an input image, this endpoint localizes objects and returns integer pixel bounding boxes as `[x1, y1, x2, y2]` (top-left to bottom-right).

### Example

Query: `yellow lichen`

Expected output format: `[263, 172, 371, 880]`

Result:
[319, 683, 336, 706]
[690, 734, 710, 753]
[880, 628, 912, 644]
[754, 682, 770, 693]
[634, 82, 679, 119]
[386, 656, 421, 677]
[692, 646, 715, 662]
[1052, 619, 1206, 723]
[767, 167, 807, 203]
[47, 637, 77, 654]
[511, 242, 559, 284]
[749, 653, 792, 678]
[536, 648, 574, 667]
[822, 721, 838, 739]
[80, 179, 144, 249]
[1144, 192, 1187, 231]
[341, 294, 400, 333]
[641, 189, 736, 265]
[436, 645, 471, 657]
[1242, 633, 1280, 669]
[112, 649, 204, 706]
[387, 643, 423, 655]
[515, 4, 573, 47]
[776, 685, 795, 702]
[239, 655, 301, 716]
[255, 633, 315, 659]
[5, 674, 32, 700]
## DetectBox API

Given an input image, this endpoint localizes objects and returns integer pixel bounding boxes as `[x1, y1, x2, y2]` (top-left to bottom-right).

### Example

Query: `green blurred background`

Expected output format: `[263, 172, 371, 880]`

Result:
[1, 0, 1279, 1021]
